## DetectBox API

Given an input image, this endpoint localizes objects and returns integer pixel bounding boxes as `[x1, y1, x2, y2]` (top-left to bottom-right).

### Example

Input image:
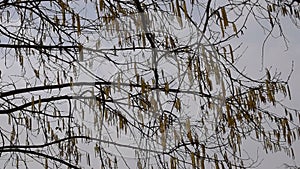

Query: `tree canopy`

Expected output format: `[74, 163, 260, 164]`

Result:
[0, 0, 300, 168]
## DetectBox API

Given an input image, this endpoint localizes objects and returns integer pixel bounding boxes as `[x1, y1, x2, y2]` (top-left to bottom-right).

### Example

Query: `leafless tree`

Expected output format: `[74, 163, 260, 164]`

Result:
[0, 0, 299, 168]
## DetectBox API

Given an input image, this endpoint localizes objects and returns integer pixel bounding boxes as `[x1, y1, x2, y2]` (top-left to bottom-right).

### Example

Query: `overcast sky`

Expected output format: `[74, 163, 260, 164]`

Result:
[0, 2, 299, 168]
[235, 15, 300, 169]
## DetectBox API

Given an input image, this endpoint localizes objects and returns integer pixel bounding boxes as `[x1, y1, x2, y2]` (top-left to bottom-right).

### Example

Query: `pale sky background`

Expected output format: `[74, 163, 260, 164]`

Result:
[235, 15, 300, 169]
[0, 2, 299, 169]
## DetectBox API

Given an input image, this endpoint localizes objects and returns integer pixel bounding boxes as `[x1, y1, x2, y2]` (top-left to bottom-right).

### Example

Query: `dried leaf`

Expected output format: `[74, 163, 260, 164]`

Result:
[170, 157, 177, 169]
[150, 96, 158, 112]
[19, 54, 23, 67]
[10, 126, 15, 142]
[105, 86, 110, 99]
[268, 10, 274, 27]
[76, 14, 81, 35]
[99, 0, 105, 11]
[31, 96, 35, 111]
[221, 7, 229, 28]
[214, 153, 219, 169]
[38, 95, 41, 111]
[201, 158, 205, 169]
[161, 132, 166, 150]
[229, 44, 234, 63]
[219, 19, 225, 38]
[187, 130, 193, 143]
[34, 69, 39, 78]
[79, 44, 84, 61]
[191, 152, 196, 169]
[175, 0, 181, 17]
[165, 82, 170, 95]
[137, 160, 143, 169]
[175, 98, 181, 111]
[201, 144, 206, 156]
[141, 78, 147, 93]
[7, 10, 10, 23]
[70, 76, 73, 88]
[186, 118, 191, 131]
[232, 23, 237, 35]
[183, 1, 188, 18]
[57, 71, 60, 85]
[170, 36, 176, 48]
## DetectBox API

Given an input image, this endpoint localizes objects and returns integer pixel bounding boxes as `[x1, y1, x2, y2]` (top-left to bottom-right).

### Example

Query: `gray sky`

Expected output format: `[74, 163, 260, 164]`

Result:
[0, 1, 299, 168]
[235, 15, 300, 169]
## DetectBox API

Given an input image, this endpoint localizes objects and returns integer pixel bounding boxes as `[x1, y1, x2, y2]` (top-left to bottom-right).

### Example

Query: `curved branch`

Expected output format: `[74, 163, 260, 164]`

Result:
[0, 148, 80, 169]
